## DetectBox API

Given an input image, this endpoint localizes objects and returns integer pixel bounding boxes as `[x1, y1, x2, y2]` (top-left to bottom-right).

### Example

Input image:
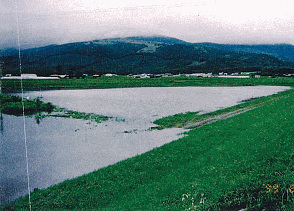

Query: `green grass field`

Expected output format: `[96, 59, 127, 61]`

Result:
[1, 77, 294, 210]
[2, 76, 294, 93]
[153, 89, 292, 130]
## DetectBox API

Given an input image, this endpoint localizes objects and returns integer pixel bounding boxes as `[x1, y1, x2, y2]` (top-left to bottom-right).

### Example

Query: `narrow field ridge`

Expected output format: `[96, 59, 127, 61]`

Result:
[183, 107, 257, 129]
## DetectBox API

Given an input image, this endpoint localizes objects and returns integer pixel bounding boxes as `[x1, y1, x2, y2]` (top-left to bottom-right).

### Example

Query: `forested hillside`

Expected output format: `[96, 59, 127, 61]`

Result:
[1, 36, 294, 76]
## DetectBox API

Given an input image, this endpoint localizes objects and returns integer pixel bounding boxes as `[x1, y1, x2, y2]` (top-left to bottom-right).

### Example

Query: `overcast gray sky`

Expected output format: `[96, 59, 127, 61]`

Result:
[1, 0, 294, 49]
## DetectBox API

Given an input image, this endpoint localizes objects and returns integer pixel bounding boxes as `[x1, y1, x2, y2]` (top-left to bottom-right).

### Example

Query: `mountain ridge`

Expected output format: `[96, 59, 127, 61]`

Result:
[1, 36, 294, 76]
[196, 43, 294, 62]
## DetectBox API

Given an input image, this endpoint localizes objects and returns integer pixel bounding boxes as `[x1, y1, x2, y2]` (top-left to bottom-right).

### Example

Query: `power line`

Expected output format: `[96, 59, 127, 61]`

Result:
[16, 5, 32, 211]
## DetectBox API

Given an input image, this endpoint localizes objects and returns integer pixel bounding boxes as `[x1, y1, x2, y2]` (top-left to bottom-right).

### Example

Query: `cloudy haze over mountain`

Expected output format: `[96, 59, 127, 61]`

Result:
[1, 0, 294, 49]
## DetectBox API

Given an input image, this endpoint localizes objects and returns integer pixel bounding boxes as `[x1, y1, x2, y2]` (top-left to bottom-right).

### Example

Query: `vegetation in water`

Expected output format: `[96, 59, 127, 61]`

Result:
[2, 88, 294, 210]
[123, 129, 138, 134]
[0, 94, 110, 124]
[49, 110, 110, 123]
[0, 94, 55, 115]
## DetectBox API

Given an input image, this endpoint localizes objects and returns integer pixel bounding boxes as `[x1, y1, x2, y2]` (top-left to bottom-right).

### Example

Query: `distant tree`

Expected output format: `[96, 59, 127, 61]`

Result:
[68, 70, 74, 79]
[75, 72, 83, 79]
[57, 65, 63, 75]
[86, 69, 95, 76]
[185, 69, 193, 74]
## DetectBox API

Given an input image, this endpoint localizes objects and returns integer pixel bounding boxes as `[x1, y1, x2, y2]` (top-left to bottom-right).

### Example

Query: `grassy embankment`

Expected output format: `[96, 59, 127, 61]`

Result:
[152, 89, 289, 130]
[2, 75, 294, 93]
[1, 77, 294, 210]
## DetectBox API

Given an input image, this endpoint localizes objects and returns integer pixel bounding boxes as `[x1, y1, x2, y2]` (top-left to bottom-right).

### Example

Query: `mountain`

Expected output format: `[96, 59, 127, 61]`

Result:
[197, 43, 294, 62]
[1, 36, 294, 76]
[125, 36, 191, 45]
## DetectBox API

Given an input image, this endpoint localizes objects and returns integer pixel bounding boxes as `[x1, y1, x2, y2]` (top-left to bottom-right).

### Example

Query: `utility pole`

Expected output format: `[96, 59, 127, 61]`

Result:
[0, 61, 3, 94]
[0, 62, 2, 133]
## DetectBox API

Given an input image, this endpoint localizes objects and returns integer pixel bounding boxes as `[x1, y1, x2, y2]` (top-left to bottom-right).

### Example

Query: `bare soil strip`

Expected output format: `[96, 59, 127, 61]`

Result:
[183, 107, 257, 129]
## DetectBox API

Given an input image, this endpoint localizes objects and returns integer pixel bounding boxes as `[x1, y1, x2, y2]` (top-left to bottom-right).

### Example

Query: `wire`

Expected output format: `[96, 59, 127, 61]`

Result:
[16, 5, 32, 211]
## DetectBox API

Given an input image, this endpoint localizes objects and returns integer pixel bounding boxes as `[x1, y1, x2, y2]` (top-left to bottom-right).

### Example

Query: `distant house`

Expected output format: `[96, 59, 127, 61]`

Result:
[50, 74, 61, 78]
[186, 73, 212, 78]
[186, 73, 201, 77]
[172, 74, 181, 77]
[3, 74, 59, 79]
[82, 74, 88, 79]
[49, 74, 67, 79]
[133, 75, 141, 78]
[104, 73, 118, 77]
[154, 74, 162, 78]
[21, 74, 38, 79]
[92, 74, 100, 78]
[58, 75, 67, 79]
[140, 74, 150, 78]
[218, 75, 250, 78]
[283, 74, 294, 77]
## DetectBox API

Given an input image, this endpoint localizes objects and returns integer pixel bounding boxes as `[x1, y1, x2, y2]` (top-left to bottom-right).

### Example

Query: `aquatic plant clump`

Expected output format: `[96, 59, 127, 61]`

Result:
[52, 110, 110, 123]
[0, 94, 55, 115]
[0, 94, 111, 124]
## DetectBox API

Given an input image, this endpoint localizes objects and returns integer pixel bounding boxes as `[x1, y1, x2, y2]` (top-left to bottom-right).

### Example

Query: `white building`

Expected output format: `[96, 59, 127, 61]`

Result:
[2, 74, 59, 79]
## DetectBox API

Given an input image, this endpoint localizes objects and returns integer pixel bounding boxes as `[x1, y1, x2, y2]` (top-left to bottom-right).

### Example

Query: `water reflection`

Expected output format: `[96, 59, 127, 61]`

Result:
[34, 115, 40, 124]
[0, 113, 185, 205]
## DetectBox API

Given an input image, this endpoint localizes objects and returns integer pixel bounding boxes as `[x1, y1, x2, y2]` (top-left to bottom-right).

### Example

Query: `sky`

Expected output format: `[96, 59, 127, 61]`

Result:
[1, 0, 294, 49]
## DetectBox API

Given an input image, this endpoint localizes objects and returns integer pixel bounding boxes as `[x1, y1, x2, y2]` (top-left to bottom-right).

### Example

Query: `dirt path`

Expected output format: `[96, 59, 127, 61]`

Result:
[183, 107, 257, 129]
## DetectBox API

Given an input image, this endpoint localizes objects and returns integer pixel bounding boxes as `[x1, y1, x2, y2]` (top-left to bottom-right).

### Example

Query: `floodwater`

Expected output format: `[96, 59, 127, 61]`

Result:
[0, 86, 290, 204]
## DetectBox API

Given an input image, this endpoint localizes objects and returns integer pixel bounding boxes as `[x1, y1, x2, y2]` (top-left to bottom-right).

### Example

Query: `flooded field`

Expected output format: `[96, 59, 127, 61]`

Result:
[1, 86, 290, 204]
